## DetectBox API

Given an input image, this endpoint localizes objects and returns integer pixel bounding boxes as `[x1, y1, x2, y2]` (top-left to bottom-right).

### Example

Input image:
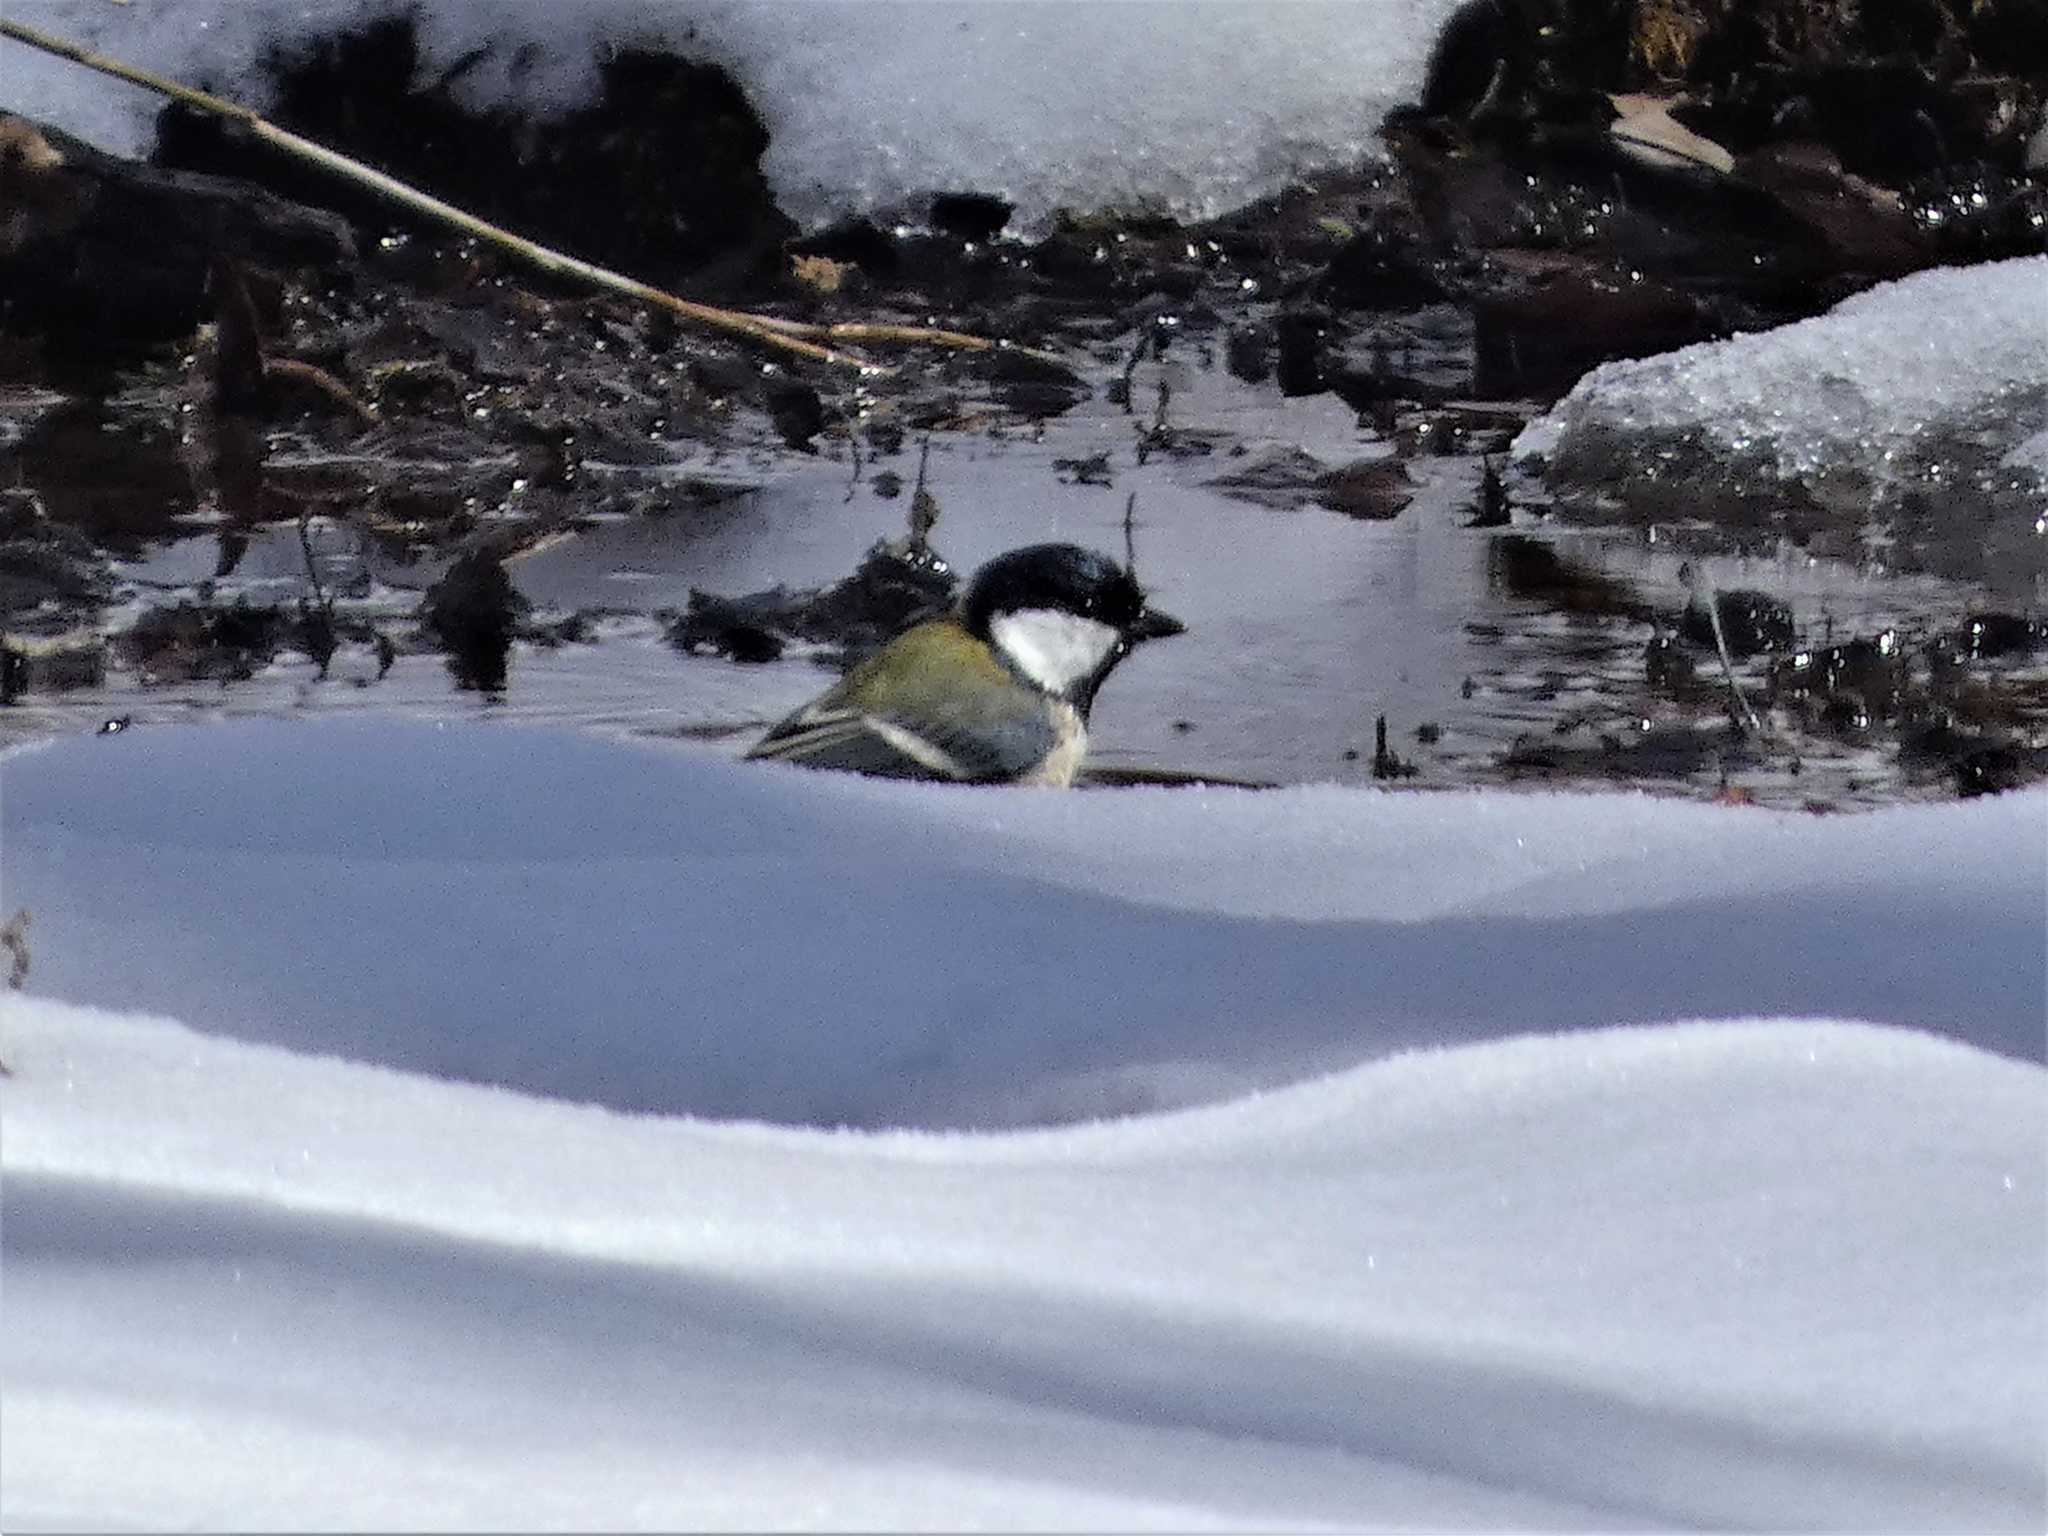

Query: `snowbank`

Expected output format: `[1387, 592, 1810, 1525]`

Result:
[3, 716, 2042, 1528]
[4, 995, 2041, 1530]
[3, 718, 2043, 1127]
[2, 0, 1455, 230]
[1513, 258, 2048, 556]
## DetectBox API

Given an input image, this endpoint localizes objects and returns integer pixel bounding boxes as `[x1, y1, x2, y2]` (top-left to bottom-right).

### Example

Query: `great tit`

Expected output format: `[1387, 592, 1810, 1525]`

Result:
[747, 542, 1185, 785]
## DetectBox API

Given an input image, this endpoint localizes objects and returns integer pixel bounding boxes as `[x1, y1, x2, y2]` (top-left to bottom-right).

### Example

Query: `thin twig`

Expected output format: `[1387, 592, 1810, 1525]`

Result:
[1705, 593, 1765, 737]
[907, 436, 938, 556]
[1684, 563, 1765, 738]
[0, 18, 867, 368]
[1116, 336, 1145, 415]
[296, 513, 330, 614]
[0, 18, 1051, 374]
[843, 425, 864, 504]
[750, 315, 1064, 367]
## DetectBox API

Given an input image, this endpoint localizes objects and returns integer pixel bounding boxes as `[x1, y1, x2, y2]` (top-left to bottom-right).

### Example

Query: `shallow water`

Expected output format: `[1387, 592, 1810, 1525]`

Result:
[8, 339, 2042, 810]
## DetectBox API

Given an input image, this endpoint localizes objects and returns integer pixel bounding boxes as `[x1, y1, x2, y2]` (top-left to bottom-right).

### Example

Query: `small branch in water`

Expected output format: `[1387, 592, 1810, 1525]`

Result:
[843, 425, 864, 504]
[1467, 456, 1511, 528]
[1372, 715, 1416, 780]
[906, 437, 939, 558]
[749, 316, 1066, 369]
[1115, 337, 1146, 416]
[296, 514, 330, 615]
[1135, 375, 1175, 466]
[296, 514, 340, 678]
[1683, 562, 1765, 739]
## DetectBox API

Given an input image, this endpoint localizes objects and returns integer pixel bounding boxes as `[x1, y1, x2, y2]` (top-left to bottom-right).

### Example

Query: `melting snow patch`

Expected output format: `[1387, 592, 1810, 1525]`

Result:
[2, 0, 1459, 231]
[1514, 257, 2048, 531]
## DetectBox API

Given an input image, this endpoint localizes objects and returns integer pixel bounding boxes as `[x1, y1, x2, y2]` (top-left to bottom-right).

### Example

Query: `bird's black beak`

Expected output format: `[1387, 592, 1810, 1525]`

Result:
[1126, 604, 1186, 644]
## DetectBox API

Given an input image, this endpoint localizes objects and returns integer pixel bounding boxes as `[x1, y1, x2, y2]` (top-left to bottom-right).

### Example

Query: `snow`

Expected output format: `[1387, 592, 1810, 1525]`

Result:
[2, 716, 2045, 1528]
[6, 718, 2045, 1125]
[2006, 424, 2048, 477]
[7, 4, 2047, 1517]
[2, 0, 1457, 231]
[1513, 257, 2048, 515]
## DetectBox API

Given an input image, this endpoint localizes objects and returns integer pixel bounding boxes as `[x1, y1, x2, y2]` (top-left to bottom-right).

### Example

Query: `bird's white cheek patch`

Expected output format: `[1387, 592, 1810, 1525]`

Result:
[990, 610, 1125, 695]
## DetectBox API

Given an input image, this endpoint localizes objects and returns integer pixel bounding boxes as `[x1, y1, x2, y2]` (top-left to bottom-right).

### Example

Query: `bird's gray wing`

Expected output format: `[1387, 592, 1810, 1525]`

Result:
[746, 703, 974, 780]
[748, 693, 1064, 783]
[908, 701, 1064, 782]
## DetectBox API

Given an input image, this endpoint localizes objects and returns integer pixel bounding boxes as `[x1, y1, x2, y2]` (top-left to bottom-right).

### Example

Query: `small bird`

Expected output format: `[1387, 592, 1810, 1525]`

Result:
[747, 542, 1184, 785]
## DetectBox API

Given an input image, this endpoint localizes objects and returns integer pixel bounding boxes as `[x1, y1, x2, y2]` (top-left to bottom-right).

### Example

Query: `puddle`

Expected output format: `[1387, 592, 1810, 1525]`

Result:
[5, 345, 2044, 808]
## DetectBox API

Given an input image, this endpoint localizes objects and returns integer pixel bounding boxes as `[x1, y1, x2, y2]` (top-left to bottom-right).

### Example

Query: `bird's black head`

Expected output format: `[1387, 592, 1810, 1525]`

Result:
[961, 543, 1181, 640]
[961, 543, 1185, 711]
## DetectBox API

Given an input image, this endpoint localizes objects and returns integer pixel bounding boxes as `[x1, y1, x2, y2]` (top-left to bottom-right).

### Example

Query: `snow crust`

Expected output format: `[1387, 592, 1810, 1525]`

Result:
[2, 0, 1455, 230]
[5, 997, 2044, 1531]
[2, 717, 2043, 1528]
[1514, 257, 2048, 513]
[4, 718, 2043, 1126]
